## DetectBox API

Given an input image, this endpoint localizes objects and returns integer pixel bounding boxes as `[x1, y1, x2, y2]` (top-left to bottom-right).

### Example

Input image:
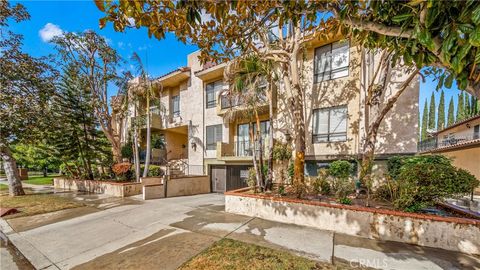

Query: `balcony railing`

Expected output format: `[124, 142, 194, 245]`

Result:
[417, 134, 480, 152]
[219, 137, 271, 158]
[220, 95, 244, 109]
[131, 113, 163, 130]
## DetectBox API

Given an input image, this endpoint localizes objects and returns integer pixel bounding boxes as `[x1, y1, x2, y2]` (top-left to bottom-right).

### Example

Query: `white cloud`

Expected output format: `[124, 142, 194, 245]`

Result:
[39, 23, 63, 42]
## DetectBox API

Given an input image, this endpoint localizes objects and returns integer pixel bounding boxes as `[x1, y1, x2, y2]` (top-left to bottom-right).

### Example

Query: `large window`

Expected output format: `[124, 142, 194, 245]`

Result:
[172, 95, 180, 116]
[206, 124, 223, 150]
[312, 106, 347, 143]
[314, 41, 350, 83]
[237, 121, 270, 156]
[205, 80, 223, 108]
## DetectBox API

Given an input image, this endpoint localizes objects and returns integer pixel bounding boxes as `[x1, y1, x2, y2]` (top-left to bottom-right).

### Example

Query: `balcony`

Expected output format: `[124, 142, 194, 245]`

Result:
[216, 93, 273, 117]
[217, 138, 270, 161]
[418, 134, 480, 152]
[131, 113, 163, 130]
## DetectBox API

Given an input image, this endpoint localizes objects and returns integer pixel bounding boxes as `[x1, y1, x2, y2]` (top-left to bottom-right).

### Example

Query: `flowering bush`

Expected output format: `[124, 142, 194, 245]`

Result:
[112, 162, 133, 181]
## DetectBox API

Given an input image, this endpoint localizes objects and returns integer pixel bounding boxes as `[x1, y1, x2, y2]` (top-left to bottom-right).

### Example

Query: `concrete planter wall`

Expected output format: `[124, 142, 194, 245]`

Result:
[143, 175, 210, 200]
[54, 178, 142, 197]
[225, 188, 480, 255]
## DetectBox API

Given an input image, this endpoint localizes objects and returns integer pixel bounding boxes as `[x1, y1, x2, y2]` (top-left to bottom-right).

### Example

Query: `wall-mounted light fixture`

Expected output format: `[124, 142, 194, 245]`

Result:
[191, 141, 197, 151]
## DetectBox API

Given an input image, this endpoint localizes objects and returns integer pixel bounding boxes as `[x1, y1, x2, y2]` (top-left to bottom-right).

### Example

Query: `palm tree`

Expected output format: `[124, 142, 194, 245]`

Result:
[226, 56, 277, 191]
[130, 52, 157, 178]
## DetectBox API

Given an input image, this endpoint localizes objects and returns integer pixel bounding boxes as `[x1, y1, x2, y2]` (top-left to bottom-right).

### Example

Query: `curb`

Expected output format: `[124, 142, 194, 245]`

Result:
[0, 218, 58, 269]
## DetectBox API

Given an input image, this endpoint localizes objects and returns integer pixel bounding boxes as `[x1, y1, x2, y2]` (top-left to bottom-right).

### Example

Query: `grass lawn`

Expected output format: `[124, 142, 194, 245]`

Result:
[0, 183, 8, 191]
[0, 194, 83, 218]
[179, 239, 350, 270]
[23, 175, 59, 185]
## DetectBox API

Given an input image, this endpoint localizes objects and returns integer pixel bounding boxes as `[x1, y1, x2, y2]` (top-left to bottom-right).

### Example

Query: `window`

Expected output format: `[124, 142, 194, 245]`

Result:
[172, 95, 180, 116]
[474, 125, 479, 139]
[237, 121, 270, 156]
[205, 80, 223, 108]
[312, 106, 347, 143]
[314, 41, 350, 83]
[206, 124, 223, 150]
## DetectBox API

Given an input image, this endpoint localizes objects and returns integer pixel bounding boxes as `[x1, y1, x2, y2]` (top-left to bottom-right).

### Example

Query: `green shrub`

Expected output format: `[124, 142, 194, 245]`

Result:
[287, 162, 294, 184]
[394, 162, 479, 211]
[338, 197, 352, 205]
[328, 161, 354, 199]
[272, 143, 292, 161]
[121, 142, 133, 160]
[277, 184, 286, 196]
[247, 167, 257, 190]
[147, 165, 164, 177]
[312, 169, 330, 195]
[328, 160, 353, 179]
[387, 155, 451, 180]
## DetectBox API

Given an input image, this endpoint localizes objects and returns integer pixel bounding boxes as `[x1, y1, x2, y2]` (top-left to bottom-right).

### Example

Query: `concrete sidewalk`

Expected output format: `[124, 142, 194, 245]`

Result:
[1, 193, 479, 270]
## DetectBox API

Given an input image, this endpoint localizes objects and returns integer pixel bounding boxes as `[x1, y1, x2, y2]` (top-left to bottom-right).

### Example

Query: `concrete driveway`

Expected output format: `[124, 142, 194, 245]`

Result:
[1, 193, 479, 270]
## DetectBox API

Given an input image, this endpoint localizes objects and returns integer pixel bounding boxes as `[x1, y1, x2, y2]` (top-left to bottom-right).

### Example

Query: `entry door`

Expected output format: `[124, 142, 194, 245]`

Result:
[211, 165, 226, 193]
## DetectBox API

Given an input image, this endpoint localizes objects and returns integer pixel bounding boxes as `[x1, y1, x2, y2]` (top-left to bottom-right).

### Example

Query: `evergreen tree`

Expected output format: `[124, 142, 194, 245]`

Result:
[437, 90, 445, 130]
[465, 93, 471, 117]
[447, 97, 455, 126]
[456, 92, 465, 122]
[470, 95, 478, 116]
[421, 100, 429, 140]
[428, 92, 436, 130]
[45, 66, 111, 179]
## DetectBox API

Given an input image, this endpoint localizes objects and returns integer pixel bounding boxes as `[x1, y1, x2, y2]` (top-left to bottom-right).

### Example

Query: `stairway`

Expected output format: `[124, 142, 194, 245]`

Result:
[167, 159, 188, 178]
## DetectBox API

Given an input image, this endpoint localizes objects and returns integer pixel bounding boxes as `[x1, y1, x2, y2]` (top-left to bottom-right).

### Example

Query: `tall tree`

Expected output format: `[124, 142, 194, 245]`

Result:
[335, 1, 480, 98]
[0, 2, 56, 196]
[447, 97, 455, 127]
[437, 90, 445, 131]
[225, 56, 277, 191]
[45, 65, 111, 179]
[428, 92, 436, 130]
[472, 96, 479, 116]
[421, 100, 429, 140]
[457, 92, 466, 122]
[465, 93, 472, 117]
[53, 32, 124, 162]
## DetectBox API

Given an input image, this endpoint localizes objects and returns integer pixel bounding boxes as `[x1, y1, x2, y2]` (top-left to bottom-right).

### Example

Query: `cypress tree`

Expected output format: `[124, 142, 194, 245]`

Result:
[465, 93, 471, 117]
[456, 92, 465, 122]
[437, 90, 445, 130]
[471, 95, 478, 116]
[447, 97, 455, 127]
[428, 92, 436, 130]
[421, 100, 429, 140]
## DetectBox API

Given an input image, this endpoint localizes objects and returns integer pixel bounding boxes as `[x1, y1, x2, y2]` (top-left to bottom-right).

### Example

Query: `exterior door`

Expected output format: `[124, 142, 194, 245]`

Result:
[211, 165, 226, 193]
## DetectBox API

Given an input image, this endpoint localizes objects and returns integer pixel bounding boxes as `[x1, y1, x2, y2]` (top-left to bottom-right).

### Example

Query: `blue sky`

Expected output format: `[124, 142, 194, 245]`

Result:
[9, 1, 465, 123]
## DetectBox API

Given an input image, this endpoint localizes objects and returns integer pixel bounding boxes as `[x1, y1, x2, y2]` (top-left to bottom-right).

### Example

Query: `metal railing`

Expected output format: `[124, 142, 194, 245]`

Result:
[418, 133, 479, 152]
[220, 94, 267, 109]
[226, 138, 271, 157]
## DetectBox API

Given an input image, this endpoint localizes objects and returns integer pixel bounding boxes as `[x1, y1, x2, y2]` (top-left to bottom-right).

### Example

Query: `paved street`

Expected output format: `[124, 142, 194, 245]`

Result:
[1, 193, 479, 270]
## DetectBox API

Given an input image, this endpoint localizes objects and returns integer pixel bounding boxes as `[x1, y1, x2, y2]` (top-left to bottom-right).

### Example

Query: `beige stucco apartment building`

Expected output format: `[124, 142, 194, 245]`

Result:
[114, 36, 419, 192]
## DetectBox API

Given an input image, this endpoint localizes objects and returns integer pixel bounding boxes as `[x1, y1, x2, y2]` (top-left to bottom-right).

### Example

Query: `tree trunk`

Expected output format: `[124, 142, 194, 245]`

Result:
[133, 104, 141, 182]
[143, 90, 152, 178]
[43, 167, 48, 177]
[0, 143, 25, 196]
[266, 85, 275, 191]
[249, 122, 261, 192]
[255, 110, 265, 191]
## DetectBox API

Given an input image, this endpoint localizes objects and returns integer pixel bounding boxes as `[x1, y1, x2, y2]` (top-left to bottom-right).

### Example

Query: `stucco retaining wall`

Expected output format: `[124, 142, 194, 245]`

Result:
[54, 178, 142, 197]
[143, 175, 210, 200]
[225, 188, 480, 255]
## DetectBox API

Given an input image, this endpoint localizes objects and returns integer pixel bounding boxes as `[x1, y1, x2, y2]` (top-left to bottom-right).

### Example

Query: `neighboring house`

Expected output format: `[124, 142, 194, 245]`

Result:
[418, 114, 480, 192]
[114, 36, 419, 192]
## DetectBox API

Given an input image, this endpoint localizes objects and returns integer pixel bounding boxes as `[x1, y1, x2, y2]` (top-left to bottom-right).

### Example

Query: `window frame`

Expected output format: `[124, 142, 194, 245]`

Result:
[314, 41, 350, 83]
[206, 124, 223, 150]
[205, 80, 223, 109]
[171, 95, 180, 117]
[312, 105, 348, 143]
